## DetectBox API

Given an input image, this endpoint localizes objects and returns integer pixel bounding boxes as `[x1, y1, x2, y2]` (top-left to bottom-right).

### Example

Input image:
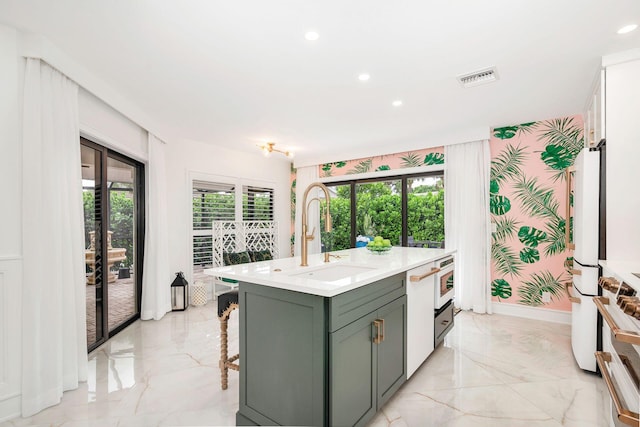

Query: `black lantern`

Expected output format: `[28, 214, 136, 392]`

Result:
[171, 271, 189, 311]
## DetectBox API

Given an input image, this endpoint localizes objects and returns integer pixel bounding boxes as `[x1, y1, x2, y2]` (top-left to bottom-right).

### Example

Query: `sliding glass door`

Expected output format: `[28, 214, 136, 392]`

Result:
[82, 138, 144, 351]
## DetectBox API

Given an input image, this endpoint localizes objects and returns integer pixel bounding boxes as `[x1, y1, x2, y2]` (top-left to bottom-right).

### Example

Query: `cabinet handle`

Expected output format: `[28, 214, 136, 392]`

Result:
[373, 319, 384, 344]
[441, 319, 449, 325]
[595, 352, 640, 426]
[594, 297, 640, 345]
[565, 166, 575, 250]
[410, 267, 441, 282]
[564, 282, 581, 304]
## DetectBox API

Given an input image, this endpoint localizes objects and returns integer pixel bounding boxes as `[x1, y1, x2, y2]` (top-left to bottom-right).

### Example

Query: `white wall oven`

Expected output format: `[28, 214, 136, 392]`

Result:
[595, 271, 640, 427]
[435, 255, 454, 310]
[434, 255, 455, 347]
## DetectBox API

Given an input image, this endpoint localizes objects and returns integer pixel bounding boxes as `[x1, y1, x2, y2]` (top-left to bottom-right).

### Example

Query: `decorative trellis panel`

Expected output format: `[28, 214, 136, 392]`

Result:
[212, 221, 279, 268]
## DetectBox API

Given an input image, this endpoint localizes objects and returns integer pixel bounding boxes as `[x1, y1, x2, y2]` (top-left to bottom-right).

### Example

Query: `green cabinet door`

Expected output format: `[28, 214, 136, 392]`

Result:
[330, 295, 407, 427]
[376, 295, 407, 408]
[330, 310, 378, 427]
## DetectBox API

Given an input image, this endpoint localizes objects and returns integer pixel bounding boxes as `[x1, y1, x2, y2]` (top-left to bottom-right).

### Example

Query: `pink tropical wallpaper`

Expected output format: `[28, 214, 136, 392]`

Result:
[489, 115, 583, 311]
[318, 147, 444, 177]
[290, 114, 582, 311]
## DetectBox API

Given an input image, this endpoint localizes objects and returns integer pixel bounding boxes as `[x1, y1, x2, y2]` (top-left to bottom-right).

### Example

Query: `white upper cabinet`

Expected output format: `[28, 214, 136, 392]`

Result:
[602, 55, 640, 262]
[584, 69, 606, 148]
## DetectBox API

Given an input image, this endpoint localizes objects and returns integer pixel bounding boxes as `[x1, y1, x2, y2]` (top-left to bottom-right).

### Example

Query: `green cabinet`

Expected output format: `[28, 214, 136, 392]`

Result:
[236, 272, 406, 427]
[330, 296, 406, 427]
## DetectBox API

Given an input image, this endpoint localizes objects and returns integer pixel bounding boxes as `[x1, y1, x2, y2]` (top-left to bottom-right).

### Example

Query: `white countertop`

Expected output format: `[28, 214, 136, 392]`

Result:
[204, 247, 455, 297]
[599, 260, 640, 292]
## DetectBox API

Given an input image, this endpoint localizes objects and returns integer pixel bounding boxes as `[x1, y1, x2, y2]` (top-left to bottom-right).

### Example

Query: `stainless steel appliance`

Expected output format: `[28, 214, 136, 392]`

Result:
[566, 142, 606, 372]
[594, 268, 640, 427]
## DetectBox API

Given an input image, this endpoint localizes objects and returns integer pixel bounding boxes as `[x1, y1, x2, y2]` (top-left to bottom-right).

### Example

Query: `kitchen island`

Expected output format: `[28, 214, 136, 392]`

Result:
[205, 247, 453, 426]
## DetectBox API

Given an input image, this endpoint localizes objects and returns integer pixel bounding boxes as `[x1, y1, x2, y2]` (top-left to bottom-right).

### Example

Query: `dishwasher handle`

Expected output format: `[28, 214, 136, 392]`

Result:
[410, 267, 441, 282]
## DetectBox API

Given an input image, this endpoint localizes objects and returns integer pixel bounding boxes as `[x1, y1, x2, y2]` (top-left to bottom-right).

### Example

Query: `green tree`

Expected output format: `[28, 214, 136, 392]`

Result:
[110, 191, 135, 267]
[322, 181, 445, 250]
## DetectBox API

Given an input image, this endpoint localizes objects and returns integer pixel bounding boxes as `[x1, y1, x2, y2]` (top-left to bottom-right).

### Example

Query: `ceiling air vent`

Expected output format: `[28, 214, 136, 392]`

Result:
[457, 66, 499, 88]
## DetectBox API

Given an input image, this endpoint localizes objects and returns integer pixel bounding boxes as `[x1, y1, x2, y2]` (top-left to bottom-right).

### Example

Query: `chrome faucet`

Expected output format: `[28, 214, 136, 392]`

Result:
[300, 182, 332, 266]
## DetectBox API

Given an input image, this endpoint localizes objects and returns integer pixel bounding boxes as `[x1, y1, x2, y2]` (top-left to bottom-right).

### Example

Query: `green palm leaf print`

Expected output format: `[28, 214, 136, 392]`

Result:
[490, 179, 499, 195]
[543, 217, 567, 256]
[290, 179, 296, 220]
[540, 144, 573, 171]
[518, 226, 547, 248]
[538, 117, 584, 181]
[517, 271, 565, 306]
[492, 241, 522, 277]
[400, 152, 422, 168]
[513, 175, 560, 220]
[493, 126, 519, 139]
[490, 195, 512, 215]
[538, 117, 584, 157]
[492, 217, 519, 243]
[492, 279, 513, 300]
[334, 161, 347, 168]
[519, 246, 540, 263]
[424, 153, 445, 165]
[493, 122, 538, 139]
[490, 144, 527, 185]
[375, 165, 391, 171]
[347, 159, 373, 174]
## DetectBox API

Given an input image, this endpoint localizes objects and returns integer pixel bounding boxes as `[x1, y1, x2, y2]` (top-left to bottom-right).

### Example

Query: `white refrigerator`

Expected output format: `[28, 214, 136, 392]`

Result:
[570, 145, 605, 372]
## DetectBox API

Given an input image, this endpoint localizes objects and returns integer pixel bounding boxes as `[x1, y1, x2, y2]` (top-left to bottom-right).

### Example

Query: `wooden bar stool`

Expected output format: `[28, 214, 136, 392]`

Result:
[218, 290, 239, 390]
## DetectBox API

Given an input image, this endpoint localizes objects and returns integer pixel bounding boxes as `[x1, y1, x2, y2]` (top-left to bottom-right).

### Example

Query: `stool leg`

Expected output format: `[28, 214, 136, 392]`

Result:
[219, 316, 229, 390]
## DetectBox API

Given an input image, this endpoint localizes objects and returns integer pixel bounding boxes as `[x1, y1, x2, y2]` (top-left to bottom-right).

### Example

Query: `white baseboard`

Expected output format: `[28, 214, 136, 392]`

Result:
[0, 393, 20, 423]
[491, 302, 571, 325]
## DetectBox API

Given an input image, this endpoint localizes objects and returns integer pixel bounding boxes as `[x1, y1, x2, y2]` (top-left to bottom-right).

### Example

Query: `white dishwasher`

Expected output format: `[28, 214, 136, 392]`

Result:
[406, 262, 438, 378]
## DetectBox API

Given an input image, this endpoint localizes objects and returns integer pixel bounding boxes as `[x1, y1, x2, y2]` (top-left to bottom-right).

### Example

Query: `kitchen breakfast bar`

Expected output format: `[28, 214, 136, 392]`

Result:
[205, 247, 455, 427]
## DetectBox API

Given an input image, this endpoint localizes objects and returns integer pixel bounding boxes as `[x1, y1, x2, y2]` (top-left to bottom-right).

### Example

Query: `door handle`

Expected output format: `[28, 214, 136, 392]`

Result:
[410, 267, 441, 282]
[373, 318, 384, 344]
[565, 167, 575, 250]
[595, 352, 640, 426]
[594, 297, 640, 345]
[564, 282, 581, 304]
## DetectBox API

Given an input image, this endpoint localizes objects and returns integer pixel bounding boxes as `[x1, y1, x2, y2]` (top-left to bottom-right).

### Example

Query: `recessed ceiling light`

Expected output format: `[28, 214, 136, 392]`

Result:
[304, 31, 319, 41]
[617, 24, 638, 34]
[392, 100, 403, 107]
[358, 73, 370, 81]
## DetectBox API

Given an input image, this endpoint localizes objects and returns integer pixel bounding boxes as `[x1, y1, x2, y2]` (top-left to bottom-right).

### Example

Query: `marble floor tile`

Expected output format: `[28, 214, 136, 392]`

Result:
[0, 307, 608, 427]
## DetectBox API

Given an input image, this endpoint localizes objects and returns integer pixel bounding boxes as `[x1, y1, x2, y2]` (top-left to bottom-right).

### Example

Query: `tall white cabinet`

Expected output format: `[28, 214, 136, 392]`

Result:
[601, 52, 640, 262]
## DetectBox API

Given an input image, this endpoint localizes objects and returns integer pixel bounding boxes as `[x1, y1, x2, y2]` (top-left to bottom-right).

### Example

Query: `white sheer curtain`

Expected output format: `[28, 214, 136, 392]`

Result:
[141, 133, 171, 320]
[294, 166, 321, 257]
[21, 58, 87, 416]
[445, 140, 492, 314]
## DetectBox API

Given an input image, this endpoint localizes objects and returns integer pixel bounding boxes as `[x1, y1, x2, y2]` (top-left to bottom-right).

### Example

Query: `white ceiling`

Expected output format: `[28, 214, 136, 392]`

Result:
[2, 0, 640, 166]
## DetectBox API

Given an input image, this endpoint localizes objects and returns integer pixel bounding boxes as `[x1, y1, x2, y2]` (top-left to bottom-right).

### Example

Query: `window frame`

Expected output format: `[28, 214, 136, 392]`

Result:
[188, 173, 277, 285]
[322, 170, 444, 248]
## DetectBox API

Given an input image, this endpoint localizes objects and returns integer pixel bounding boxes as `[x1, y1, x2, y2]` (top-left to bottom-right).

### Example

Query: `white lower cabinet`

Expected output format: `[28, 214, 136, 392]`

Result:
[406, 262, 436, 378]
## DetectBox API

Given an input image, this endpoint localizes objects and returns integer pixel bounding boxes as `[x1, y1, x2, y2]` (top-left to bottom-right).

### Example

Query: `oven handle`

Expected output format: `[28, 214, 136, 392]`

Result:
[564, 166, 575, 250]
[410, 267, 441, 282]
[564, 282, 581, 304]
[595, 351, 640, 427]
[594, 297, 640, 345]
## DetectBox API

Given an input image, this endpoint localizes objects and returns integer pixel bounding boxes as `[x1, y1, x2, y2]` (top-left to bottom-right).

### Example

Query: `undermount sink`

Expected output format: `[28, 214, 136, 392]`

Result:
[290, 263, 376, 282]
